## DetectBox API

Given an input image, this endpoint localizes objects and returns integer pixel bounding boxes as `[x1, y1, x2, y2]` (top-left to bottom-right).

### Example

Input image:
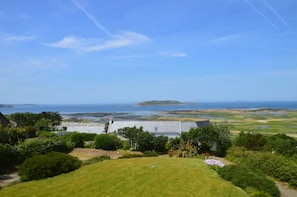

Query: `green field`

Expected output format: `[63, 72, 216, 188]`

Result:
[149, 109, 297, 137]
[0, 157, 247, 197]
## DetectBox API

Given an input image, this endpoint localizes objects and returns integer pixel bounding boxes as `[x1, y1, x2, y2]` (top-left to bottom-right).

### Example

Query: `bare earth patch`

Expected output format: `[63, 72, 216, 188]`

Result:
[69, 148, 123, 160]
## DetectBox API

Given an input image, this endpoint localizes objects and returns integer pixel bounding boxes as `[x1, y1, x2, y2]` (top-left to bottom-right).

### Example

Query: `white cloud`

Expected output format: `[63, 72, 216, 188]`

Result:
[45, 32, 151, 52]
[161, 52, 187, 58]
[5, 35, 36, 42]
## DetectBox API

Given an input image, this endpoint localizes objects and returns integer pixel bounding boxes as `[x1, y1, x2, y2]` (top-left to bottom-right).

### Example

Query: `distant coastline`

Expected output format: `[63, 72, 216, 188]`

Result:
[0, 104, 13, 108]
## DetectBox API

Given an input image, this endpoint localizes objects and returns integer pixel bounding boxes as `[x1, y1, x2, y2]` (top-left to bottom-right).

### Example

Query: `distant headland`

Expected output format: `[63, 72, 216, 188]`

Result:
[138, 100, 185, 106]
[0, 104, 13, 108]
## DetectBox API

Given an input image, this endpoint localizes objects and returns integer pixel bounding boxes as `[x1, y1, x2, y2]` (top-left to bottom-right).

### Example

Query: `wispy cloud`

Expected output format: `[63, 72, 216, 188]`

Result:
[263, 0, 290, 28]
[46, 0, 151, 52]
[211, 32, 246, 44]
[161, 52, 187, 58]
[243, 0, 278, 30]
[72, 0, 112, 37]
[5, 35, 36, 42]
[0, 33, 36, 43]
[112, 55, 148, 59]
[45, 32, 151, 52]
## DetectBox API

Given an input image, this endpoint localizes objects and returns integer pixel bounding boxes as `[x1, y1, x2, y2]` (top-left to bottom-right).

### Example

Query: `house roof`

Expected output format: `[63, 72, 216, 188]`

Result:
[108, 120, 210, 137]
[0, 112, 10, 127]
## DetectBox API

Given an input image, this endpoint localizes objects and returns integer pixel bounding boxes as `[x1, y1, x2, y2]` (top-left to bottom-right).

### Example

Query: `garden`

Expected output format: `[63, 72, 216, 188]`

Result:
[1, 111, 297, 196]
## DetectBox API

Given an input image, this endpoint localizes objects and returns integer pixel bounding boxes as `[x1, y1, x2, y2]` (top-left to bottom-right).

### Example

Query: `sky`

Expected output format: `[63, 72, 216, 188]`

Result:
[0, 0, 297, 104]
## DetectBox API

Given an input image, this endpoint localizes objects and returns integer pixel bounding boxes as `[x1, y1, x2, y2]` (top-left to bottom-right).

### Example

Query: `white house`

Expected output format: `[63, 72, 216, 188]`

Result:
[108, 120, 210, 138]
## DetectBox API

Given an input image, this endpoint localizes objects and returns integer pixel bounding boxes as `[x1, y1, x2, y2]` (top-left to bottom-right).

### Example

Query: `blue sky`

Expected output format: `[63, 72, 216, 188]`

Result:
[0, 0, 296, 104]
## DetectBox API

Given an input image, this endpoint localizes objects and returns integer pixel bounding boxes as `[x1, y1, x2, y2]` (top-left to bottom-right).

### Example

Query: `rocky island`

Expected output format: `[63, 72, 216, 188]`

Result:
[138, 100, 184, 106]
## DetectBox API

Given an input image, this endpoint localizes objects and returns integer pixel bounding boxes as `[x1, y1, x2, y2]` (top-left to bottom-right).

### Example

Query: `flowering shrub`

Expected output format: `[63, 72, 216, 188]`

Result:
[205, 159, 225, 171]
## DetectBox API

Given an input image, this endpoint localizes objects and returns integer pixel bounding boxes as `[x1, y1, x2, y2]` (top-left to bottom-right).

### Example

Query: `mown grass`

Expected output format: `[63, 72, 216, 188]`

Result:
[0, 157, 248, 197]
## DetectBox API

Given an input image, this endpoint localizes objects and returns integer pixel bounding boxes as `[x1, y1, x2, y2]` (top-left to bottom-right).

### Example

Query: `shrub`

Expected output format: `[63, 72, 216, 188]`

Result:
[226, 147, 297, 189]
[64, 132, 84, 148]
[19, 152, 81, 181]
[17, 137, 72, 161]
[218, 164, 280, 197]
[79, 133, 97, 141]
[235, 132, 267, 151]
[94, 134, 122, 150]
[264, 134, 297, 156]
[176, 140, 197, 158]
[83, 155, 110, 165]
[153, 135, 168, 153]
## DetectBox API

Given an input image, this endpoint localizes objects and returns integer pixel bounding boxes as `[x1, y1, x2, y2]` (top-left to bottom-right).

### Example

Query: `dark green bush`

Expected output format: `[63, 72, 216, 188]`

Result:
[19, 152, 81, 181]
[64, 132, 84, 148]
[83, 155, 110, 165]
[79, 133, 97, 141]
[264, 134, 297, 156]
[94, 134, 122, 150]
[235, 132, 267, 151]
[0, 143, 20, 174]
[218, 164, 280, 197]
[153, 135, 168, 153]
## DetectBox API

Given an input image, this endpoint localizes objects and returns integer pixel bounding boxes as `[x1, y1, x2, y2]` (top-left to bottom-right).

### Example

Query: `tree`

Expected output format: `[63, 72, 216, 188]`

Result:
[38, 112, 62, 130]
[104, 122, 109, 134]
[137, 131, 154, 152]
[153, 135, 168, 153]
[8, 112, 62, 131]
[118, 126, 144, 150]
[181, 123, 232, 156]
[9, 113, 37, 127]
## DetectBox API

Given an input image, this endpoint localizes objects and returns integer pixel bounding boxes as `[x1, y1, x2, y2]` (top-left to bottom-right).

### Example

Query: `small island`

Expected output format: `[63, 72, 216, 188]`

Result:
[138, 100, 183, 106]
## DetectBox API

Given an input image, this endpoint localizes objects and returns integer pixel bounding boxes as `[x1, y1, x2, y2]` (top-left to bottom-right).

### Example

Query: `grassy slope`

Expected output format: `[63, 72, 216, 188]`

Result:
[0, 157, 247, 197]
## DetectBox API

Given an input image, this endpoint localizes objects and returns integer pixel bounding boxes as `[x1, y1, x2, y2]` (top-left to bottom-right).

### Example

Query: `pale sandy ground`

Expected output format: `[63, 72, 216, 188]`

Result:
[62, 122, 105, 134]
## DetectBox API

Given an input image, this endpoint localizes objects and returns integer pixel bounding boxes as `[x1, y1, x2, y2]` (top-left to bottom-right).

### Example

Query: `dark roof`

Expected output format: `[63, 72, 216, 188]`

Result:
[0, 112, 10, 127]
[196, 120, 211, 127]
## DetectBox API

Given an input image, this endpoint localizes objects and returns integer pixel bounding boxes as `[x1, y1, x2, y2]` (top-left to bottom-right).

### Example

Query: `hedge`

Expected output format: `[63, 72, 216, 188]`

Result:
[226, 147, 297, 188]
[218, 164, 280, 197]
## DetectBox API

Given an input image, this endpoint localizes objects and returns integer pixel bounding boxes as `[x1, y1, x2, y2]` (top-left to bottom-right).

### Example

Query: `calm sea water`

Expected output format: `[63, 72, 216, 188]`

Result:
[1, 101, 297, 115]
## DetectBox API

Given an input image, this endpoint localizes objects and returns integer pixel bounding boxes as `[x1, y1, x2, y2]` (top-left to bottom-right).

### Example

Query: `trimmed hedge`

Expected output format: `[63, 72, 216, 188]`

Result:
[19, 152, 81, 181]
[218, 164, 280, 197]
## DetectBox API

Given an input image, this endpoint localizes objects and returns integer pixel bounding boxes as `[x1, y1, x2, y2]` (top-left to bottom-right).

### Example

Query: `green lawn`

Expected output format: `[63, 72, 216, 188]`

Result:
[0, 157, 248, 197]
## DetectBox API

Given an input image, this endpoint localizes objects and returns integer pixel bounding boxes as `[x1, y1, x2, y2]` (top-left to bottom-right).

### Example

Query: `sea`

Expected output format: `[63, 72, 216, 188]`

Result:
[1, 101, 296, 122]
[1, 101, 297, 115]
